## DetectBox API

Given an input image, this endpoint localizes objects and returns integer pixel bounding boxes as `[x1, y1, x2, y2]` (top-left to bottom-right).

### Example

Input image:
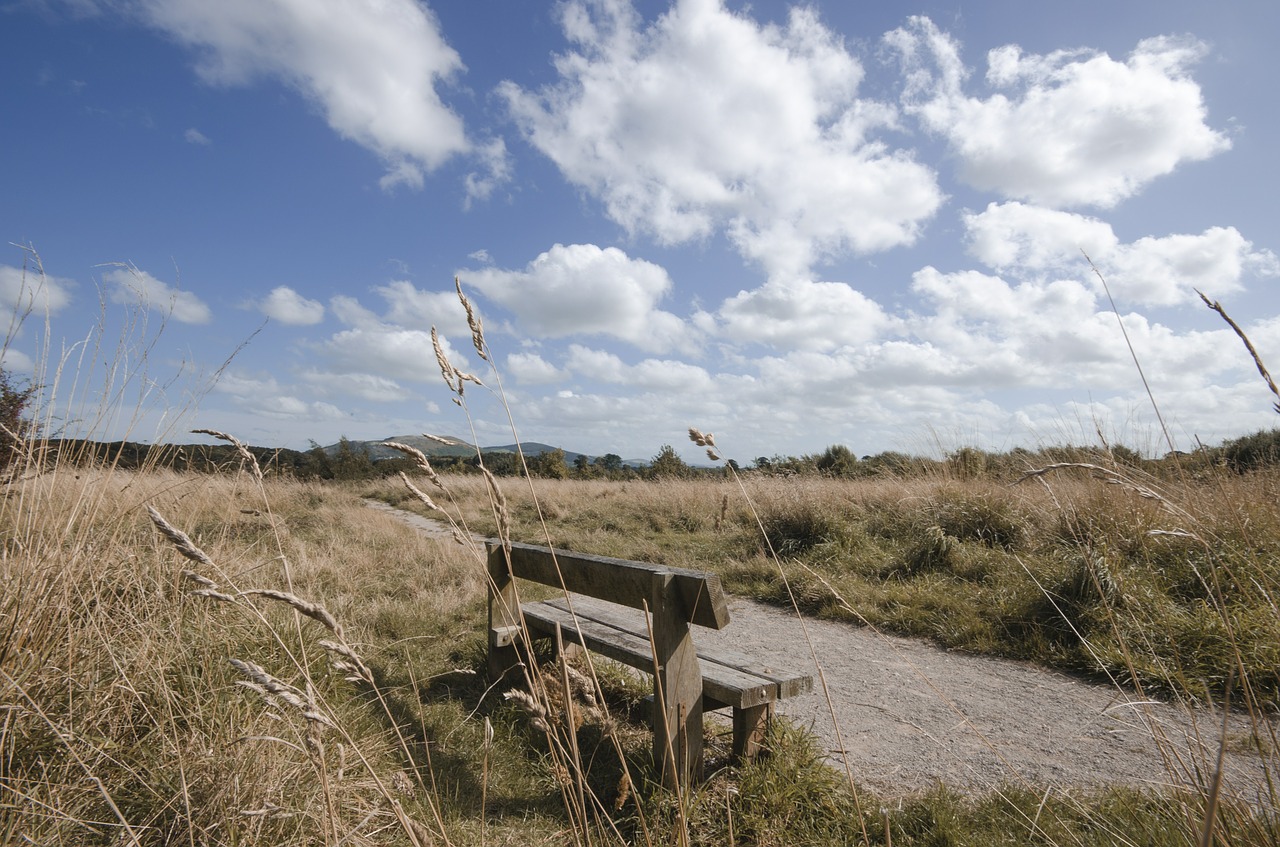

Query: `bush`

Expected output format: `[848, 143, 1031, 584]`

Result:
[1220, 428, 1280, 472]
[0, 367, 36, 473]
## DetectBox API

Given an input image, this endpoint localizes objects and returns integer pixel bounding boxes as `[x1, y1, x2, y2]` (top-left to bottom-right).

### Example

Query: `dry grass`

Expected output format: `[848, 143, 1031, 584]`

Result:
[5, 262, 1279, 845]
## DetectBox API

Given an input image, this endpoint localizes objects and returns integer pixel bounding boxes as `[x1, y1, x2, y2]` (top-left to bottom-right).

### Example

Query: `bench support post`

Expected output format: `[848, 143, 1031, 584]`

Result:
[487, 545, 523, 683]
[649, 572, 703, 789]
[732, 703, 771, 761]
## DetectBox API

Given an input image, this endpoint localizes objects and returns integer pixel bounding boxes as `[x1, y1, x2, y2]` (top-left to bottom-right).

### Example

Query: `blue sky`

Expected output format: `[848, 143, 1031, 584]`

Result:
[2, 0, 1278, 464]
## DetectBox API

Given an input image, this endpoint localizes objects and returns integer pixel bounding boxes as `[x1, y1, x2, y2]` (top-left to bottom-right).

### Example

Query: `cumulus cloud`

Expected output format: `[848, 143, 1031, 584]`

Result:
[317, 290, 475, 384]
[464, 137, 513, 208]
[889, 17, 1230, 208]
[104, 266, 211, 324]
[565, 343, 712, 393]
[0, 264, 74, 315]
[299, 369, 407, 402]
[374, 280, 469, 334]
[711, 277, 891, 351]
[506, 351, 565, 384]
[462, 243, 693, 353]
[501, 0, 942, 279]
[215, 370, 347, 419]
[964, 202, 1279, 306]
[254, 285, 325, 325]
[127, 0, 469, 189]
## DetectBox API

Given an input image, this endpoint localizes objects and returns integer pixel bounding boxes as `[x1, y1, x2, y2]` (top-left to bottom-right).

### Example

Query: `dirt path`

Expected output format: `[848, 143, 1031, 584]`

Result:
[367, 500, 1277, 802]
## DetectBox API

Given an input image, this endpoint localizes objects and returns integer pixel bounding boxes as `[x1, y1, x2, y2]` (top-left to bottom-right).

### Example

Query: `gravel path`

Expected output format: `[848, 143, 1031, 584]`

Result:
[368, 500, 1277, 802]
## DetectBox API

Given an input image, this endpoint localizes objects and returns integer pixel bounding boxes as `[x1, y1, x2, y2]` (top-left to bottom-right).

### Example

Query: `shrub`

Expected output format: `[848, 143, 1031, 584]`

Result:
[0, 366, 36, 474]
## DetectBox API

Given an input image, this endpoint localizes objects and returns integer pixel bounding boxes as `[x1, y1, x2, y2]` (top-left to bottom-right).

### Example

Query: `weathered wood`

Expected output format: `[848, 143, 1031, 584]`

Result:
[732, 703, 771, 761]
[487, 545, 522, 681]
[649, 572, 703, 788]
[522, 600, 779, 708]
[486, 540, 730, 630]
[483, 538, 813, 784]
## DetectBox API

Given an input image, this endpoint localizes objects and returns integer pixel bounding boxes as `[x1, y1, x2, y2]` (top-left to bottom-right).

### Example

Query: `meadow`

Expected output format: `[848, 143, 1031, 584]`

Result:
[3, 436, 1278, 845]
[3, 277, 1278, 845]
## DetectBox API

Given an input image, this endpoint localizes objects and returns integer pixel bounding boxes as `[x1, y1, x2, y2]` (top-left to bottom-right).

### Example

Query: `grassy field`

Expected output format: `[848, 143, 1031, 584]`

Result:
[4, 276, 1279, 844]
[5, 434, 1275, 844]
[373, 462, 1280, 713]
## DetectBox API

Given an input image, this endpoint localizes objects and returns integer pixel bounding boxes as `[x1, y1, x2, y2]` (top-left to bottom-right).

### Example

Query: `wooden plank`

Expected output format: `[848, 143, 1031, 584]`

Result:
[650, 572, 702, 788]
[732, 703, 771, 761]
[487, 546, 522, 682]
[486, 540, 730, 630]
[538, 597, 813, 699]
[521, 601, 776, 709]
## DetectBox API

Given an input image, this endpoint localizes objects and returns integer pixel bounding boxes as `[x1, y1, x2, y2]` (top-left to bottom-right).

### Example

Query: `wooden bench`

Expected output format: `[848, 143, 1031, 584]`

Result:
[486, 539, 813, 788]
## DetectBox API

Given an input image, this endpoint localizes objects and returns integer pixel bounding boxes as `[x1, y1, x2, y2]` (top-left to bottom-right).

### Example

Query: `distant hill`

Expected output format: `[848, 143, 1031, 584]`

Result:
[322, 434, 594, 466]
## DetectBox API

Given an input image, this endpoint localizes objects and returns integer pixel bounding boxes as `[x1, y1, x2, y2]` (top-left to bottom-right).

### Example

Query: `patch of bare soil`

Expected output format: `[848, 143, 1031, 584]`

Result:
[368, 500, 1277, 803]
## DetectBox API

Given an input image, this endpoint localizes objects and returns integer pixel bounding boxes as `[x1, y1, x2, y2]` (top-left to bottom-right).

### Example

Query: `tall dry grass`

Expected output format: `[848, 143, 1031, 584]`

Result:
[5, 257, 1279, 845]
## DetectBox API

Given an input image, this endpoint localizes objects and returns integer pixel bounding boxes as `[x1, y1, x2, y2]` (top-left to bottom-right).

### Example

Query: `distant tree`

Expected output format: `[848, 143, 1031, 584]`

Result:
[303, 439, 334, 479]
[1220, 428, 1280, 472]
[0, 368, 36, 474]
[594, 453, 624, 472]
[648, 444, 691, 479]
[815, 444, 858, 477]
[480, 451, 520, 476]
[332, 436, 374, 480]
[529, 447, 570, 479]
[572, 453, 600, 479]
[947, 446, 989, 480]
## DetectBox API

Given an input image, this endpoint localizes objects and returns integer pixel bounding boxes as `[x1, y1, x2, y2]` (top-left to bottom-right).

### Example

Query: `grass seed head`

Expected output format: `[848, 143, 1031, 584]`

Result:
[192, 428, 263, 481]
[147, 505, 217, 568]
[240, 588, 343, 638]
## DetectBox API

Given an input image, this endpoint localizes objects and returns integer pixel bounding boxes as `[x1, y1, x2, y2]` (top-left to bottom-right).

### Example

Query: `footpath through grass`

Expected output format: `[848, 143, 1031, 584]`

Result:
[4, 458, 1277, 845]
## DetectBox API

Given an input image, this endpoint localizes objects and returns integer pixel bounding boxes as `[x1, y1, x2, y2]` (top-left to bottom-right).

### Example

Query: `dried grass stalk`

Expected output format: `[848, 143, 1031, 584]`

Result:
[319, 639, 374, 685]
[192, 428, 264, 481]
[240, 588, 343, 637]
[383, 442, 444, 489]
[456, 276, 489, 362]
[147, 505, 216, 567]
[1198, 289, 1280, 414]
[503, 689, 550, 732]
[399, 473, 443, 511]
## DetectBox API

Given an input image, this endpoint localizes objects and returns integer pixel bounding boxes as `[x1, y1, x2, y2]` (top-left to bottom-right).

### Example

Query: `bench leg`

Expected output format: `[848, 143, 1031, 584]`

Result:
[732, 703, 771, 762]
[650, 573, 704, 789]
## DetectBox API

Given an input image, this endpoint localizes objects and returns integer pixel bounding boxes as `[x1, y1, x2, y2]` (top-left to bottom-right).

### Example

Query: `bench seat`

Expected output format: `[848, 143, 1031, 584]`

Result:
[517, 595, 814, 758]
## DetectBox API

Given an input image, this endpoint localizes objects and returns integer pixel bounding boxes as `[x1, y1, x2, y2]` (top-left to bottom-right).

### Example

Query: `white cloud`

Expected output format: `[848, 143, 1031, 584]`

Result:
[711, 278, 891, 352]
[184, 127, 210, 144]
[0, 264, 74, 315]
[321, 325, 449, 382]
[501, 0, 942, 279]
[464, 138, 513, 209]
[506, 351, 565, 384]
[564, 343, 712, 392]
[374, 280, 469, 334]
[255, 285, 324, 325]
[1105, 227, 1279, 306]
[317, 292, 475, 384]
[964, 202, 1118, 270]
[890, 18, 1230, 208]
[0, 348, 36, 374]
[462, 243, 693, 353]
[104, 266, 211, 324]
[128, 0, 469, 188]
[964, 203, 1279, 306]
[299, 369, 407, 402]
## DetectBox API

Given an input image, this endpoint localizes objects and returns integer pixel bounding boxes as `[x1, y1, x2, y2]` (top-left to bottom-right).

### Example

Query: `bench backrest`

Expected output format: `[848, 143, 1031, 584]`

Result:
[487, 539, 731, 630]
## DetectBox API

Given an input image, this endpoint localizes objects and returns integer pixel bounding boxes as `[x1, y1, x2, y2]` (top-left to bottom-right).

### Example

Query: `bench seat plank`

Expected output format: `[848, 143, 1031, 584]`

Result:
[520, 598, 805, 710]
[536, 597, 812, 698]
